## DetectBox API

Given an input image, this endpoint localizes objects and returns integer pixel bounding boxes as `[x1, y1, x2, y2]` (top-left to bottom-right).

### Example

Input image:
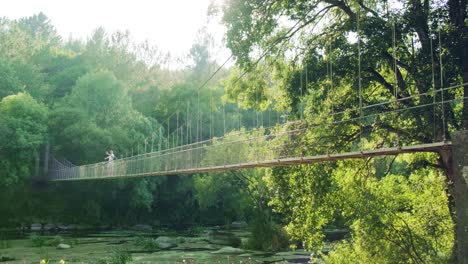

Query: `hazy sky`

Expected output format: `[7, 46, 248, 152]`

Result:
[0, 0, 227, 61]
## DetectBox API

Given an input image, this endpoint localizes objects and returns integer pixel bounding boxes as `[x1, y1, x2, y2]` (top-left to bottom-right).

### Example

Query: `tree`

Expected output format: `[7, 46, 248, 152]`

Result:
[221, 0, 466, 261]
[0, 93, 47, 186]
[0, 93, 48, 227]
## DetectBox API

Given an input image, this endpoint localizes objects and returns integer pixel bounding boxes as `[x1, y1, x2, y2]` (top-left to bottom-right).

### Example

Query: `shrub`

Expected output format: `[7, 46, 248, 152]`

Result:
[134, 236, 158, 250]
[0, 239, 10, 249]
[94, 248, 132, 264]
[46, 235, 64, 246]
[246, 216, 289, 251]
[109, 248, 132, 264]
[186, 226, 204, 237]
[29, 233, 47, 247]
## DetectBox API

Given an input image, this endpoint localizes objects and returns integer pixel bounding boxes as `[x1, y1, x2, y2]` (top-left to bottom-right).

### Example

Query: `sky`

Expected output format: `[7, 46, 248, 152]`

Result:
[0, 0, 228, 64]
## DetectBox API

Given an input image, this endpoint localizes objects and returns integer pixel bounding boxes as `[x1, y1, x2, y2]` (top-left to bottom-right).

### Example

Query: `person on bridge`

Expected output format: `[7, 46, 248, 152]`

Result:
[105, 150, 115, 176]
[105, 150, 115, 163]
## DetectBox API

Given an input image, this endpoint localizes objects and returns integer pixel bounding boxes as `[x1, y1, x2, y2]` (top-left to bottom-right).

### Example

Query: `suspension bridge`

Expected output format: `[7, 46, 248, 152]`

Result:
[48, 82, 463, 181]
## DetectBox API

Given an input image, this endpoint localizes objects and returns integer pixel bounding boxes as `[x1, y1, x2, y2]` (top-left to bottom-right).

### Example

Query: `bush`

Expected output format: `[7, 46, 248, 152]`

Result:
[94, 248, 132, 264]
[29, 233, 47, 247]
[109, 248, 132, 264]
[134, 236, 158, 250]
[186, 226, 204, 237]
[246, 216, 289, 251]
[46, 235, 64, 246]
[0, 239, 10, 249]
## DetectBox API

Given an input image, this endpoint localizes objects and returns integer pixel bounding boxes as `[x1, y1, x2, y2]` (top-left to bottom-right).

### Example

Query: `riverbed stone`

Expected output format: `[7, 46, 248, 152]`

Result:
[132, 224, 153, 232]
[57, 224, 77, 231]
[31, 223, 41, 231]
[175, 236, 186, 243]
[43, 223, 56, 231]
[56, 243, 71, 249]
[231, 221, 248, 229]
[211, 246, 245, 254]
[154, 236, 177, 249]
[206, 231, 241, 247]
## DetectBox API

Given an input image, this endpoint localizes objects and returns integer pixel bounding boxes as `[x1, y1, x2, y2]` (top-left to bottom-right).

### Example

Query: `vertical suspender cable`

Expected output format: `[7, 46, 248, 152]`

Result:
[176, 110, 179, 147]
[238, 105, 241, 130]
[393, 20, 397, 100]
[210, 92, 213, 139]
[392, 19, 400, 147]
[223, 103, 226, 135]
[197, 90, 200, 142]
[300, 66, 303, 119]
[256, 111, 259, 128]
[358, 7, 363, 150]
[326, 40, 330, 113]
[305, 63, 308, 121]
[261, 110, 264, 127]
[186, 101, 190, 144]
[167, 118, 170, 150]
[268, 107, 271, 127]
[330, 40, 334, 113]
[438, 17, 446, 141]
[430, 26, 436, 141]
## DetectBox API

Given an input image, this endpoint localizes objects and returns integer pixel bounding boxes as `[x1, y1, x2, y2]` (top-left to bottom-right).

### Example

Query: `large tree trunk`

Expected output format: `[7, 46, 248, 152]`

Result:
[447, 0, 468, 129]
[446, 130, 468, 263]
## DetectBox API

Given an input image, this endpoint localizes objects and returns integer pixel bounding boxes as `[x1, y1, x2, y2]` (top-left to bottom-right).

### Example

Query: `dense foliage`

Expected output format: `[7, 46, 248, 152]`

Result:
[219, 0, 465, 261]
[0, 0, 465, 261]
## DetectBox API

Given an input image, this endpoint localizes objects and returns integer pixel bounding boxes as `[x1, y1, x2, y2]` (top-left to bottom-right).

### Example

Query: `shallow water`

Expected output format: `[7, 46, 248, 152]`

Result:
[0, 229, 312, 264]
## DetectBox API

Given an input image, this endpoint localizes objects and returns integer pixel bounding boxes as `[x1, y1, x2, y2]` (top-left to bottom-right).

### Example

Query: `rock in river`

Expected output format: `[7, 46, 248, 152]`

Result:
[56, 243, 71, 249]
[211, 246, 245, 254]
[132, 224, 153, 232]
[206, 231, 241, 247]
[231, 221, 248, 229]
[154, 236, 177, 249]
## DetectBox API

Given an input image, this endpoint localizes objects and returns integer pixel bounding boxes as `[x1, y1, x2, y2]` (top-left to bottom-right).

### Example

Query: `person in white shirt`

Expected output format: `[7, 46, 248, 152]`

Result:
[105, 150, 115, 175]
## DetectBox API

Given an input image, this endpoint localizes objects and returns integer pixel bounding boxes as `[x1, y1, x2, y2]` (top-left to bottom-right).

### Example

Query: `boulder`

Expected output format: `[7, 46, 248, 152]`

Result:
[154, 236, 177, 249]
[185, 237, 205, 243]
[56, 243, 71, 249]
[211, 246, 245, 254]
[31, 223, 41, 231]
[231, 221, 248, 229]
[57, 224, 76, 231]
[175, 236, 186, 243]
[206, 231, 241, 247]
[98, 225, 111, 231]
[43, 223, 56, 231]
[132, 224, 153, 232]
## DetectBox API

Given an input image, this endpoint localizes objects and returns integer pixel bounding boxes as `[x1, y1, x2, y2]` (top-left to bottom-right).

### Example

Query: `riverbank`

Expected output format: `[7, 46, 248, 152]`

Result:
[0, 228, 315, 263]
